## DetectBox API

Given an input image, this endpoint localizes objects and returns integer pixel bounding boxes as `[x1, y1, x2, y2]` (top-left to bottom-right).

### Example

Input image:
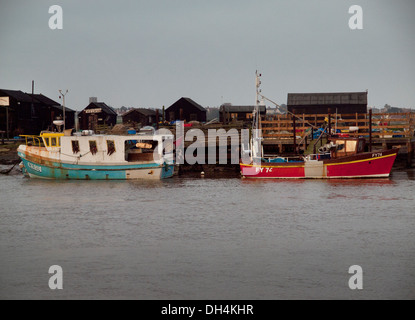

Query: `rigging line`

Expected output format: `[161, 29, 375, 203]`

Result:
[258, 93, 326, 131]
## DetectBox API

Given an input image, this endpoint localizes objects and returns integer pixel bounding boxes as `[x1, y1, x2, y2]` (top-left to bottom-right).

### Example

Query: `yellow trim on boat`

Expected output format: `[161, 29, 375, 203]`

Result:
[240, 163, 304, 168]
[241, 152, 397, 169]
[325, 153, 397, 166]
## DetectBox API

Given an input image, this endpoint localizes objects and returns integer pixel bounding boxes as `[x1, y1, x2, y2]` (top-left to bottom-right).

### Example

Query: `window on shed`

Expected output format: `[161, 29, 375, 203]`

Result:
[107, 140, 116, 156]
[190, 113, 197, 121]
[89, 140, 98, 155]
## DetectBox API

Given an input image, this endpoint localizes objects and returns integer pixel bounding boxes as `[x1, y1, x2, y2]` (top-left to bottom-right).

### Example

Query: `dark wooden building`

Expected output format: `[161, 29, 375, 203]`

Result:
[287, 92, 368, 115]
[28, 93, 75, 130]
[78, 102, 117, 131]
[0, 89, 75, 136]
[122, 108, 157, 128]
[165, 97, 206, 123]
[219, 104, 266, 123]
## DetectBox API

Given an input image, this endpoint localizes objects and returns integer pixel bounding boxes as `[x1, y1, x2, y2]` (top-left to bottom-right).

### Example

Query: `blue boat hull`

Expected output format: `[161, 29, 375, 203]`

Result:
[19, 156, 174, 180]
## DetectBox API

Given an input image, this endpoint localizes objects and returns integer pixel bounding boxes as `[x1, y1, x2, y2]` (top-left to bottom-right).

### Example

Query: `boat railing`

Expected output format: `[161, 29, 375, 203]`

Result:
[20, 135, 42, 148]
[304, 153, 331, 161]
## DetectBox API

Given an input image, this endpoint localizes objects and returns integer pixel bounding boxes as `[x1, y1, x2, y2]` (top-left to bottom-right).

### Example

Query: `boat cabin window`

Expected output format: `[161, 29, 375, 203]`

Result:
[89, 140, 98, 155]
[334, 139, 358, 155]
[43, 137, 50, 147]
[335, 140, 346, 154]
[72, 141, 80, 154]
[125, 140, 159, 162]
[51, 137, 57, 147]
[346, 140, 357, 153]
[107, 140, 116, 156]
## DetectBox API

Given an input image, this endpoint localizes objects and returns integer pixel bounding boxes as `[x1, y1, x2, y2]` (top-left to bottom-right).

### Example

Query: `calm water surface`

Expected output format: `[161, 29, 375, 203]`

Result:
[1, 170, 414, 299]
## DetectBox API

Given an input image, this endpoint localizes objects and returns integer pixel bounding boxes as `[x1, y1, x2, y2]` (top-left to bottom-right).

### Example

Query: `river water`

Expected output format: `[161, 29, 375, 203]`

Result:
[0, 170, 414, 300]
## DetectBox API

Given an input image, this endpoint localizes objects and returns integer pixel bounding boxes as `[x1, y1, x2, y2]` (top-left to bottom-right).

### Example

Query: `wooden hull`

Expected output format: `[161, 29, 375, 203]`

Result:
[240, 149, 399, 179]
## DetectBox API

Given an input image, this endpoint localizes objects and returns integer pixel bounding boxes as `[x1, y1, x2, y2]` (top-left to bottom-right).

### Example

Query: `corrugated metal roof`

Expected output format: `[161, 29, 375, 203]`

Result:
[182, 97, 206, 111]
[123, 108, 156, 117]
[0, 89, 33, 103]
[219, 105, 266, 113]
[84, 102, 117, 115]
[287, 92, 367, 106]
[166, 97, 206, 112]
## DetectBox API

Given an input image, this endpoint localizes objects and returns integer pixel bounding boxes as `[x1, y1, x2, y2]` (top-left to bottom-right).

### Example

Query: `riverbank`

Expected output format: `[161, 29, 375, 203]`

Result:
[0, 141, 20, 165]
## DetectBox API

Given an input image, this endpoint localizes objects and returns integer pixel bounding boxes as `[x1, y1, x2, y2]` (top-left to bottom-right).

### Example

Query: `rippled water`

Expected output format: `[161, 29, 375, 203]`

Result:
[1, 170, 414, 299]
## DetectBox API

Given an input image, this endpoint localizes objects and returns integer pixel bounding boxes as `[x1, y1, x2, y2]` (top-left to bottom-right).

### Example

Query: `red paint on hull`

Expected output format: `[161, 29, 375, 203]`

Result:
[326, 153, 397, 178]
[241, 164, 305, 178]
[240, 149, 398, 179]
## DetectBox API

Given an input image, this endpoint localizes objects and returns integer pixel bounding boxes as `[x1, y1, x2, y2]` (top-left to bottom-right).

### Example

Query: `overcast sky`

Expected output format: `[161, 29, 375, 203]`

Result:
[1, 0, 414, 111]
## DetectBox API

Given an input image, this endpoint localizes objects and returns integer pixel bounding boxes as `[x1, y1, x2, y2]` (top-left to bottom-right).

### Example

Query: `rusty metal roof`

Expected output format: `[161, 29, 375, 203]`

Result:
[287, 92, 368, 106]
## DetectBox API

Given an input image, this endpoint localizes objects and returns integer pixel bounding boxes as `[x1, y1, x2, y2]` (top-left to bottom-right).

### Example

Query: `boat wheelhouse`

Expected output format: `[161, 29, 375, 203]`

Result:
[17, 130, 174, 180]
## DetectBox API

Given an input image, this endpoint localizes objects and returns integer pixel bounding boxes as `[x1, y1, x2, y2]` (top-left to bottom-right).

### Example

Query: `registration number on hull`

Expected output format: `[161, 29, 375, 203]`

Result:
[27, 162, 42, 173]
[255, 167, 273, 173]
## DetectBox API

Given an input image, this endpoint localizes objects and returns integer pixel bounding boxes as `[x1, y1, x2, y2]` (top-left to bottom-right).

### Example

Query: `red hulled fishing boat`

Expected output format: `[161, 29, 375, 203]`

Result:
[240, 72, 399, 179]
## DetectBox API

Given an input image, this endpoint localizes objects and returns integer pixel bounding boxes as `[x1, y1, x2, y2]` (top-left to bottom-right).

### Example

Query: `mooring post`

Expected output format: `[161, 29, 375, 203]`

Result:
[293, 114, 297, 154]
[369, 109, 372, 152]
[408, 140, 413, 168]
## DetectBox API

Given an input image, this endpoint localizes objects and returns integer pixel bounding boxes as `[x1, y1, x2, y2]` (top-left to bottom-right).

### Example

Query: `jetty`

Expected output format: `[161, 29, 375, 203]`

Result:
[159, 111, 415, 172]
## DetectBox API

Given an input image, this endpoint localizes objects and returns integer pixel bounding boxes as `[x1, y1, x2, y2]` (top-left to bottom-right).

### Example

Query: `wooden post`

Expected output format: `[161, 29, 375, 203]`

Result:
[407, 140, 413, 168]
[369, 109, 372, 152]
[6, 106, 9, 140]
[179, 108, 184, 121]
[162, 106, 165, 124]
[328, 113, 331, 138]
[277, 115, 280, 134]
[155, 109, 159, 130]
[293, 114, 297, 154]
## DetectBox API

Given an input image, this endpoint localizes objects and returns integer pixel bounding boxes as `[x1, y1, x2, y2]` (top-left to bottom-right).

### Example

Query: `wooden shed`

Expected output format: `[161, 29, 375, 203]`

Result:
[219, 104, 266, 124]
[122, 108, 157, 128]
[0, 89, 75, 136]
[78, 102, 117, 131]
[287, 92, 368, 115]
[165, 97, 206, 123]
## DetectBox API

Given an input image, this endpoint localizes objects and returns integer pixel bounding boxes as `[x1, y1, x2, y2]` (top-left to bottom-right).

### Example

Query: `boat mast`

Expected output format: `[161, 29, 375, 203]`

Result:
[252, 71, 263, 161]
